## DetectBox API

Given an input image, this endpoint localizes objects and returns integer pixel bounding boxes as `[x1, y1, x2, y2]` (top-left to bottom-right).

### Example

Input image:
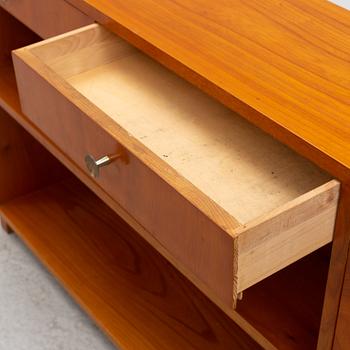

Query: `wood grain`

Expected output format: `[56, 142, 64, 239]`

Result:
[67, 0, 350, 181]
[0, 177, 265, 350]
[0, 0, 92, 38]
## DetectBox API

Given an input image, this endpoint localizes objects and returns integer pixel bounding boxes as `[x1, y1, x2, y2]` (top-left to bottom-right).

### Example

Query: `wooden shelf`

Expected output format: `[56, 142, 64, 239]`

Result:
[0, 176, 331, 350]
[0, 178, 262, 350]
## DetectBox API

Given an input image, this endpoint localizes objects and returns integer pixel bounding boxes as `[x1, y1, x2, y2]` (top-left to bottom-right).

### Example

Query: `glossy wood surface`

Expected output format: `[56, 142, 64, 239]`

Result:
[0, 178, 264, 350]
[67, 0, 350, 181]
[316, 184, 350, 349]
[326, 184, 350, 350]
[1, 0, 92, 38]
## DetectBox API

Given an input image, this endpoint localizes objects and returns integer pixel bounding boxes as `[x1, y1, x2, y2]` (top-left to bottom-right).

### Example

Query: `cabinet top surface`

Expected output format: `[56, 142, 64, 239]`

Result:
[72, 0, 350, 174]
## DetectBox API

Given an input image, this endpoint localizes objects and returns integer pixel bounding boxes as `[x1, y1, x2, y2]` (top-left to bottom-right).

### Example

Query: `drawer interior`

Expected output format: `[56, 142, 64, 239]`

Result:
[15, 24, 339, 301]
[29, 25, 331, 223]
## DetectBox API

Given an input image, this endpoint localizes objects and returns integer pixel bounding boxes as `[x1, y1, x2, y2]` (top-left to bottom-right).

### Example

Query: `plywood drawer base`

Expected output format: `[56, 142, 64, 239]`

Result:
[12, 24, 340, 310]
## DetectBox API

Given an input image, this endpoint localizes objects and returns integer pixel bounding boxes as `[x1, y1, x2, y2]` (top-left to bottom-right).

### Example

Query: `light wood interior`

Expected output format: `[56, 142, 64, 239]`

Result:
[30, 25, 331, 225]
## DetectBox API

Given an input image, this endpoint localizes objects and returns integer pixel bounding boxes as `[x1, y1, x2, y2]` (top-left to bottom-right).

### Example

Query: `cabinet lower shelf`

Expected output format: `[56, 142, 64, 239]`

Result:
[0, 176, 329, 350]
[0, 178, 262, 350]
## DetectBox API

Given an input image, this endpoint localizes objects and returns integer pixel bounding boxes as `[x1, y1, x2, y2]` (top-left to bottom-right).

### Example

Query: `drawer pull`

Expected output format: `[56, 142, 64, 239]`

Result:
[85, 154, 120, 178]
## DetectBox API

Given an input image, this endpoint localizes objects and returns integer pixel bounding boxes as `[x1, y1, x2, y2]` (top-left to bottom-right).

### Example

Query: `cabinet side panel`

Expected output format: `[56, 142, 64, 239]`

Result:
[319, 184, 350, 350]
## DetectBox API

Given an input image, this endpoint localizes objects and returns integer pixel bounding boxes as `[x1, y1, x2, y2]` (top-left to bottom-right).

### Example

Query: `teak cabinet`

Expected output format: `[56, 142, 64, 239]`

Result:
[0, 1, 349, 349]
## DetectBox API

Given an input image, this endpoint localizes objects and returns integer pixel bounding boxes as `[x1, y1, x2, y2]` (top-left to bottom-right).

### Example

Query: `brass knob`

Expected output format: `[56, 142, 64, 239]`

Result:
[85, 154, 120, 178]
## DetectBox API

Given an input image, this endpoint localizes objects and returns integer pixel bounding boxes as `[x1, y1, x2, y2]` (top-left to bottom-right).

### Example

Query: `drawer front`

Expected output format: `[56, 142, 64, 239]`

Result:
[0, 0, 92, 38]
[13, 52, 236, 308]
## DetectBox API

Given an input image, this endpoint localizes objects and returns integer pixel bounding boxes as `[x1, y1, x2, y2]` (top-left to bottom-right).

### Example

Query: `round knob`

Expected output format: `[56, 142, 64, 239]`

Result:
[85, 154, 119, 178]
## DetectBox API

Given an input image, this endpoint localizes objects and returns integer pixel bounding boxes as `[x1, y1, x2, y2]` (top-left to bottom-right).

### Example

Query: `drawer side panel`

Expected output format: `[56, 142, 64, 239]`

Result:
[237, 180, 340, 292]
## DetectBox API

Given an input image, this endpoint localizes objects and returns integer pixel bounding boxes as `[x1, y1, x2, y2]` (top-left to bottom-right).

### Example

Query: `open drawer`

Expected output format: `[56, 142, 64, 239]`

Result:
[12, 24, 339, 309]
